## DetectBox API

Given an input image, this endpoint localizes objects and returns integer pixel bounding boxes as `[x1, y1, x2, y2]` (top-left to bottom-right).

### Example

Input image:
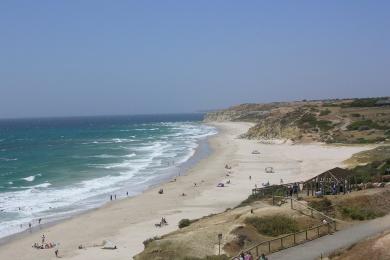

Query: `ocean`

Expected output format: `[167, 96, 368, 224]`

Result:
[0, 114, 217, 239]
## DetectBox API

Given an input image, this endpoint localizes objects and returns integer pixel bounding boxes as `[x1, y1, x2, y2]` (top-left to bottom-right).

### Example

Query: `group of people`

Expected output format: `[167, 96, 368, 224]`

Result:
[110, 191, 130, 201]
[234, 251, 268, 260]
[287, 183, 300, 196]
[155, 217, 168, 227]
[32, 234, 59, 257]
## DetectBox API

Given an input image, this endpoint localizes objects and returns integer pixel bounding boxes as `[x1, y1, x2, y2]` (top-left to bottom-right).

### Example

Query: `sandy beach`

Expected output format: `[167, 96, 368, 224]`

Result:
[0, 122, 371, 260]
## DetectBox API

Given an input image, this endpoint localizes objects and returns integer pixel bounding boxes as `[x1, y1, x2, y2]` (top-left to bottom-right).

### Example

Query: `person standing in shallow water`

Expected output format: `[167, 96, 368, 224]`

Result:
[110, 195, 112, 201]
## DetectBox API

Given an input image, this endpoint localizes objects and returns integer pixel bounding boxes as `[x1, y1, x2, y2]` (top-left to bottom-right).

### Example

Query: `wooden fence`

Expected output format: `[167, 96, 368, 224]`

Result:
[231, 196, 338, 259]
[231, 222, 335, 259]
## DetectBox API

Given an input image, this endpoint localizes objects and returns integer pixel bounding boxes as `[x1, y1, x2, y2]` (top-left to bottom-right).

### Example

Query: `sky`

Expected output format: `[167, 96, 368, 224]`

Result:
[0, 1, 389, 118]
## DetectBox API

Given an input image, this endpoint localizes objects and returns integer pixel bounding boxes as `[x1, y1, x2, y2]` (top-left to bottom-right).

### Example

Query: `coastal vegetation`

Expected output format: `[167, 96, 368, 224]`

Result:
[244, 215, 299, 236]
[205, 97, 390, 144]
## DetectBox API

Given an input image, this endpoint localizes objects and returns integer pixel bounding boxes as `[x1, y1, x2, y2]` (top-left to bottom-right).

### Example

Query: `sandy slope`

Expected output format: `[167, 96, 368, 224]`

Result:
[0, 122, 370, 260]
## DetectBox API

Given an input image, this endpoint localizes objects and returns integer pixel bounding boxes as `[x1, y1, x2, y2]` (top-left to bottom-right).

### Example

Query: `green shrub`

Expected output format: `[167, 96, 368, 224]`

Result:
[319, 109, 331, 116]
[347, 120, 385, 131]
[344, 98, 381, 107]
[178, 219, 191, 229]
[340, 206, 384, 220]
[245, 215, 299, 236]
[143, 236, 161, 248]
[308, 198, 333, 214]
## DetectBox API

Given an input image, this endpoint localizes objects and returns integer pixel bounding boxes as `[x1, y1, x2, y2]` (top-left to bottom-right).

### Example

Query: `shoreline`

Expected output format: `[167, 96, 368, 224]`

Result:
[0, 122, 372, 260]
[0, 123, 216, 245]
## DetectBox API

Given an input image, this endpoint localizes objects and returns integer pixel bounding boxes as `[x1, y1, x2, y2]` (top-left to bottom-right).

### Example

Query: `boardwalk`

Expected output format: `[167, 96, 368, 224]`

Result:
[269, 214, 390, 260]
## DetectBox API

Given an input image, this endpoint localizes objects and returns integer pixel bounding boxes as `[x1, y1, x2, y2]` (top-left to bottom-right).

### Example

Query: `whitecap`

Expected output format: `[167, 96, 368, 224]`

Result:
[21, 174, 41, 182]
[0, 157, 18, 161]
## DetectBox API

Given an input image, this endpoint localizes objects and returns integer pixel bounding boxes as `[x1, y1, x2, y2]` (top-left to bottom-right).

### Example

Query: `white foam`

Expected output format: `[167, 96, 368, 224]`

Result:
[21, 174, 41, 182]
[0, 157, 18, 161]
[0, 122, 218, 239]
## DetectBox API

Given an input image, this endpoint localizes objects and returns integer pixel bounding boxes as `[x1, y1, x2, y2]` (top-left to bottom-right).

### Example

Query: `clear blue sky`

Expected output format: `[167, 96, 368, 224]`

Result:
[0, 1, 389, 118]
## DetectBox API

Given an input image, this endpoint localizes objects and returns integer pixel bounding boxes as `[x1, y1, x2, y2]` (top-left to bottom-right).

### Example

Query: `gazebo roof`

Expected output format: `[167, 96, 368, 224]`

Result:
[304, 167, 353, 183]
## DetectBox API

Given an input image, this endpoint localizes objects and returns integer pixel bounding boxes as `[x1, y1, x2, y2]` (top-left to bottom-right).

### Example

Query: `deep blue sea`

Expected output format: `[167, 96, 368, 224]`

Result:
[0, 114, 216, 238]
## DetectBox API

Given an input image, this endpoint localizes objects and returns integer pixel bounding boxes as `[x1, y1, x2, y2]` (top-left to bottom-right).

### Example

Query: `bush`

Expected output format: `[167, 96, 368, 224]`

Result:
[340, 206, 384, 220]
[143, 236, 161, 248]
[178, 219, 191, 229]
[319, 109, 331, 116]
[347, 120, 384, 131]
[308, 198, 333, 215]
[245, 215, 299, 236]
[344, 98, 380, 107]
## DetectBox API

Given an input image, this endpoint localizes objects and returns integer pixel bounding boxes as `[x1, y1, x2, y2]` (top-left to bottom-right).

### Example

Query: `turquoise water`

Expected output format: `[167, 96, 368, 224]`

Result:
[0, 114, 216, 238]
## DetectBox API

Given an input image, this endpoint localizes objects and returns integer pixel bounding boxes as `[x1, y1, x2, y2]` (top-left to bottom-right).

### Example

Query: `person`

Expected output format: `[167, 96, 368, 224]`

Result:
[114, 194, 117, 200]
[245, 251, 253, 260]
[259, 253, 268, 260]
[38, 218, 42, 224]
[42, 234, 45, 244]
[249, 175, 252, 180]
[29, 223, 32, 229]
[110, 195, 112, 201]
[55, 249, 59, 257]
[126, 191, 128, 196]
[239, 252, 245, 260]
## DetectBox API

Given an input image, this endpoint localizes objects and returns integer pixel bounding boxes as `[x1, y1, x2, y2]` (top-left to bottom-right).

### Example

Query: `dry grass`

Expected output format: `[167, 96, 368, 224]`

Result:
[330, 230, 390, 260]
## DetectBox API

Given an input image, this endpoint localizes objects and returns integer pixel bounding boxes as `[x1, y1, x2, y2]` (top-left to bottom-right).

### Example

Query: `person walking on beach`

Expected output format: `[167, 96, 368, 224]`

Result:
[114, 194, 117, 200]
[42, 234, 45, 244]
[126, 191, 128, 196]
[55, 249, 59, 257]
[38, 218, 42, 224]
[110, 195, 112, 201]
[28, 223, 32, 229]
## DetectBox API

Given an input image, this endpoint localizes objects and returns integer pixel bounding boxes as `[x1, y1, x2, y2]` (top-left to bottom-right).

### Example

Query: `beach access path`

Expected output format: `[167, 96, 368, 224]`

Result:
[269, 214, 390, 260]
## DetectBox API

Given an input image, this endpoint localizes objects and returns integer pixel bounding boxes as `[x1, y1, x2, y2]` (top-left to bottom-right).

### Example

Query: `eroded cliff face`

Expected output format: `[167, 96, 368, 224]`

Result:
[204, 103, 274, 122]
[204, 98, 390, 144]
[242, 118, 301, 140]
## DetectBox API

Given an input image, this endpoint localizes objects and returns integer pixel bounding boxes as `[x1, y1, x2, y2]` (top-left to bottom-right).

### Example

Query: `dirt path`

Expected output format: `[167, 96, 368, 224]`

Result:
[269, 214, 390, 260]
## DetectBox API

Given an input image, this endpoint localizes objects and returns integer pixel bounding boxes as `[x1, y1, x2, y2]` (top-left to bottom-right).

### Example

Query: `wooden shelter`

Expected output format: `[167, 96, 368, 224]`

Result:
[302, 167, 355, 196]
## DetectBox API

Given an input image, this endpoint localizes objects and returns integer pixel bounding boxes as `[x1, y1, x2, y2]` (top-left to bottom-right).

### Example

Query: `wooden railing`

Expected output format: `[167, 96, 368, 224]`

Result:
[231, 222, 335, 259]
[231, 196, 338, 259]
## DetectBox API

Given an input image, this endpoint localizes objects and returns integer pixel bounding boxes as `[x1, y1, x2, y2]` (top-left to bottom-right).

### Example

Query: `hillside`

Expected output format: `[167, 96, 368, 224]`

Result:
[205, 97, 390, 144]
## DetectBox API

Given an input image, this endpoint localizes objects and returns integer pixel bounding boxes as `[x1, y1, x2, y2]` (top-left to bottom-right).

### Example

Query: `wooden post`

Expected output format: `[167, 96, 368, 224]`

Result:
[290, 198, 293, 209]
[281, 237, 283, 249]
[293, 233, 296, 244]
[272, 191, 275, 205]
[317, 226, 320, 237]
[306, 230, 308, 240]
[268, 241, 271, 253]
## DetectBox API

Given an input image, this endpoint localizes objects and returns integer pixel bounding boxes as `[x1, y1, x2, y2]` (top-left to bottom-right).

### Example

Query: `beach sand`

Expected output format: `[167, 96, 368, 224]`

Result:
[0, 122, 371, 260]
